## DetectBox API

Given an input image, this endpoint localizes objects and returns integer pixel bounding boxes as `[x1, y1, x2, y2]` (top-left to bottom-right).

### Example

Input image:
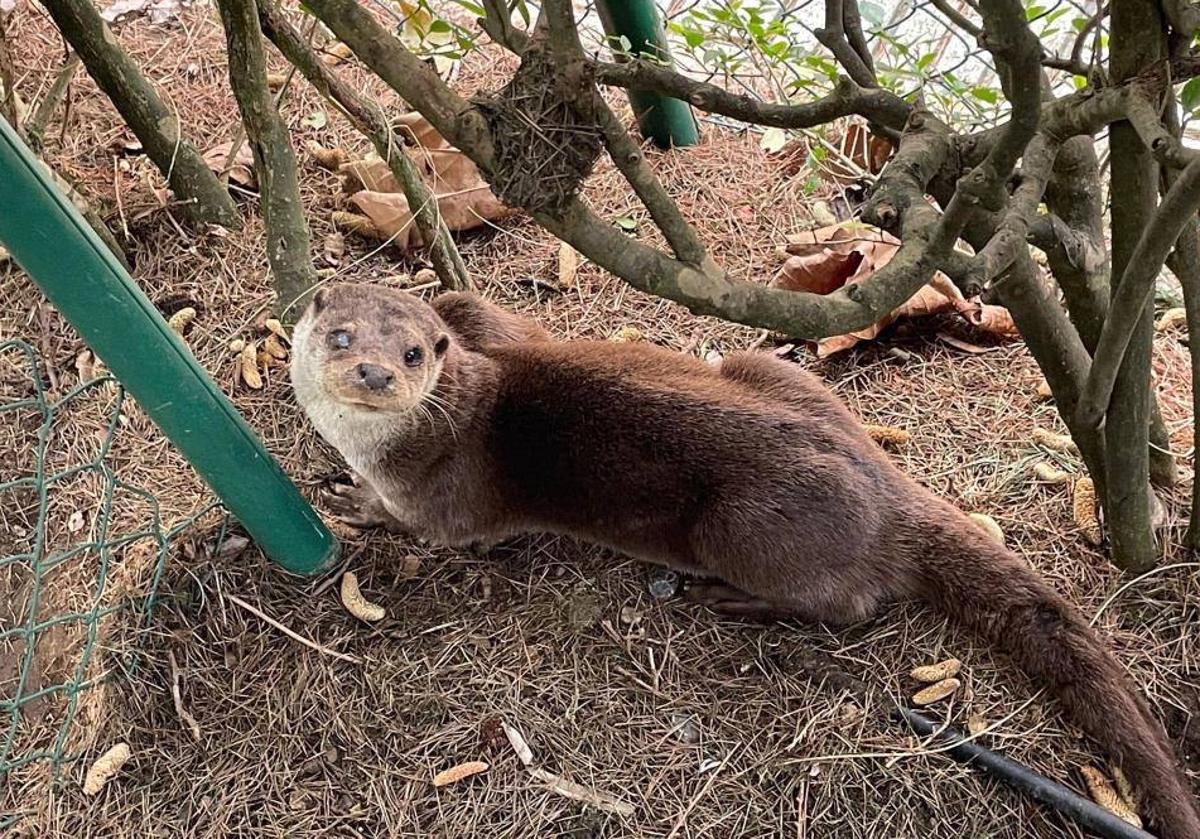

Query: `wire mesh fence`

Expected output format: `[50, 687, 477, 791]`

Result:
[0, 337, 215, 827]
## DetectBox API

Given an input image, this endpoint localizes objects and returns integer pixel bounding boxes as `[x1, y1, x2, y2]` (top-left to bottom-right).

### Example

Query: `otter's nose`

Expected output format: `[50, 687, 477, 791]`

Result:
[355, 362, 394, 391]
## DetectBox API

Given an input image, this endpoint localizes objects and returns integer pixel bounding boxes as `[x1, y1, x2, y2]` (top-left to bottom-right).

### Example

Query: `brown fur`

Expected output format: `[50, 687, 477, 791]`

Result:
[291, 284, 1199, 838]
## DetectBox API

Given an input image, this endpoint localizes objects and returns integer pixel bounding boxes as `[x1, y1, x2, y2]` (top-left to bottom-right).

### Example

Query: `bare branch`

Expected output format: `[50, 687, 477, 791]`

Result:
[1165, 220, 1200, 548]
[1077, 155, 1200, 428]
[25, 53, 81, 154]
[216, 0, 318, 316]
[928, 0, 983, 37]
[816, 0, 877, 87]
[256, 1, 472, 291]
[538, 0, 708, 265]
[41, 0, 241, 227]
[301, 0, 976, 339]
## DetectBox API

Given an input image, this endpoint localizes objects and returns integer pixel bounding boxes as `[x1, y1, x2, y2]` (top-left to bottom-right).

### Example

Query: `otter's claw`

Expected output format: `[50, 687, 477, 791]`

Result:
[319, 479, 403, 532]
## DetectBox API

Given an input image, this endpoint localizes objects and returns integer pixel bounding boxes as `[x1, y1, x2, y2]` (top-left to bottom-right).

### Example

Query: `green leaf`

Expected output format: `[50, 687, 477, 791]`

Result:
[759, 127, 788, 153]
[1025, 3, 1045, 20]
[1073, 75, 1088, 90]
[1182, 77, 1200, 113]
[452, 0, 485, 15]
[970, 86, 999, 104]
[859, 1, 884, 25]
[1072, 15, 1089, 31]
[614, 215, 637, 232]
[917, 52, 936, 71]
[428, 18, 452, 33]
[617, 34, 633, 53]
[302, 110, 327, 129]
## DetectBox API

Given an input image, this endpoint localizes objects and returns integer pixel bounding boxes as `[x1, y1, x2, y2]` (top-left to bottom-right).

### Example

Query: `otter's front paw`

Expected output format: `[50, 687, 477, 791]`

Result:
[320, 478, 404, 533]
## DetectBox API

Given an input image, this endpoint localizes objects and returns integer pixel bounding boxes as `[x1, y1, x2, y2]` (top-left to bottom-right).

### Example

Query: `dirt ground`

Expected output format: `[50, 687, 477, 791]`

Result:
[1, 3, 1199, 837]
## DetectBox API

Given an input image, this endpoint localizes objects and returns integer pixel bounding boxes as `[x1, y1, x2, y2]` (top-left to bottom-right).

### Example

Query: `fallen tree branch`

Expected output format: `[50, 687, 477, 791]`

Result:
[216, 0, 318, 316]
[40, 0, 241, 228]
[256, 1, 472, 291]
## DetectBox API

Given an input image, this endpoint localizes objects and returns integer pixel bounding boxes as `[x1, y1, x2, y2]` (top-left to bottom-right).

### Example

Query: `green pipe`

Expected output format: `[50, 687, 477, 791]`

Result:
[0, 117, 338, 576]
[594, 0, 699, 149]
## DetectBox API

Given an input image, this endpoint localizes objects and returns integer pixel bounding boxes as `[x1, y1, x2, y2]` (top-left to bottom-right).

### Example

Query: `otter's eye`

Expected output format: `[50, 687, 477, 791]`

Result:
[403, 346, 423, 367]
[328, 330, 352, 350]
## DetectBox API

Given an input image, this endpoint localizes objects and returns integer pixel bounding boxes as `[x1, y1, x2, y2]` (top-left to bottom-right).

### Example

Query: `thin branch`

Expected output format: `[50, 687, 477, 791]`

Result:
[25, 53, 80, 153]
[1165, 221, 1200, 549]
[540, 0, 708, 266]
[40, 0, 241, 228]
[928, 0, 983, 37]
[840, 0, 877, 79]
[256, 1, 472, 291]
[216, 0, 318, 316]
[0, 10, 20, 134]
[227, 594, 359, 664]
[815, 0, 877, 87]
[1078, 158, 1200, 428]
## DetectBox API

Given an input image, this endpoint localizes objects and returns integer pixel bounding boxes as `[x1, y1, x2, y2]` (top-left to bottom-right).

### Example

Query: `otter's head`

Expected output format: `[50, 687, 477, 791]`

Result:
[291, 283, 451, 415]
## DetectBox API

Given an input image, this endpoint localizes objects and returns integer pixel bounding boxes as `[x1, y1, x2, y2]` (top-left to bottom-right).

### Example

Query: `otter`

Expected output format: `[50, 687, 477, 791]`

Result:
[290, 283, 1199, 838]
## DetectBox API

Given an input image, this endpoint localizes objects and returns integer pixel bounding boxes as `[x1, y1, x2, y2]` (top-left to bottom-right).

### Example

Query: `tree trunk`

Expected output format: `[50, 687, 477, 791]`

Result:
[40, 0, 241, 229]
[1043, 137, 1176, 488]
[1104, 0, 1164, 571]
[216, 0, 318, 318]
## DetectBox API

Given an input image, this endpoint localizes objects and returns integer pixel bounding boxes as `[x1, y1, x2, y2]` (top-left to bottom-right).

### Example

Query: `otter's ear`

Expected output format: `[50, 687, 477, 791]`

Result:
[309, 287, 327, 313]
[434, 333, 450, 358]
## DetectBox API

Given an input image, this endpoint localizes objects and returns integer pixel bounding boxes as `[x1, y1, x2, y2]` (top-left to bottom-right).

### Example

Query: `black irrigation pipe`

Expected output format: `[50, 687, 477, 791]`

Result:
[893, 707, 1155, 839]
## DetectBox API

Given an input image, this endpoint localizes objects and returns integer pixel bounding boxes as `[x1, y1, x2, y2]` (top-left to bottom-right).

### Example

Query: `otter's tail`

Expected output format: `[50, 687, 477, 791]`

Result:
[915, 512, 1199, 839]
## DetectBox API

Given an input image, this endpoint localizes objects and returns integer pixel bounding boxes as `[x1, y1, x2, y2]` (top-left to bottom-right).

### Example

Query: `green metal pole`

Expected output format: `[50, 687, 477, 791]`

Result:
[0, 118, 338, 576]
[594, 0, 699, 149]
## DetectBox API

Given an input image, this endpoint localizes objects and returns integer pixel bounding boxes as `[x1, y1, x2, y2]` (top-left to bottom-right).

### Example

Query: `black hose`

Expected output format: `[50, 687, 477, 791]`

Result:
[893, 707, 1155, 839]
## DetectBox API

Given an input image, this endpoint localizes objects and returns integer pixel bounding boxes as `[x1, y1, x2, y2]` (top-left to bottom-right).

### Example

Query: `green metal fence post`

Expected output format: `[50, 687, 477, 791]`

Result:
[594, 0, 700, 149]
[0, 117, 338, 576]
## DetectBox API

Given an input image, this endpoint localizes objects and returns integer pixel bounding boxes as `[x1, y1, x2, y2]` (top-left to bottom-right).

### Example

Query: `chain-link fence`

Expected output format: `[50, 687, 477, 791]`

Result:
[0, 338, 215, 828]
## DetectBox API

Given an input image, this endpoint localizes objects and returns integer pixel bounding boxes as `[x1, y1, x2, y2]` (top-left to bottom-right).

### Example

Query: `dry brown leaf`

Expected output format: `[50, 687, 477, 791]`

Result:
[305, 141, 348, 171]
[558, 241, 579, 288]
[203, 141, 255, 187]
[340, 571, 385, 622]
[772, 222, 1017, 357]
[83, 743, 131, 796]
[863, 424, 910, 446]
[911, 677, 960, 706]
[67, 509, 86, 533]
[967, 714, 987, 737]
[240, 342, 263, 390]
[1033, 462, 1072, 485]
[350, 186, 513, 248]
[263, 335, 289, 360]
[432, 761, 488, 787]
[335, 112, 516, 250]
[321, 41, 354, 66]
[910, 658, 961, 683]
[331, 211, 381, 240]
[1156, 307, 1187, 331]
[968, 513, 1005, 545]
[265, 72, 288, 89]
